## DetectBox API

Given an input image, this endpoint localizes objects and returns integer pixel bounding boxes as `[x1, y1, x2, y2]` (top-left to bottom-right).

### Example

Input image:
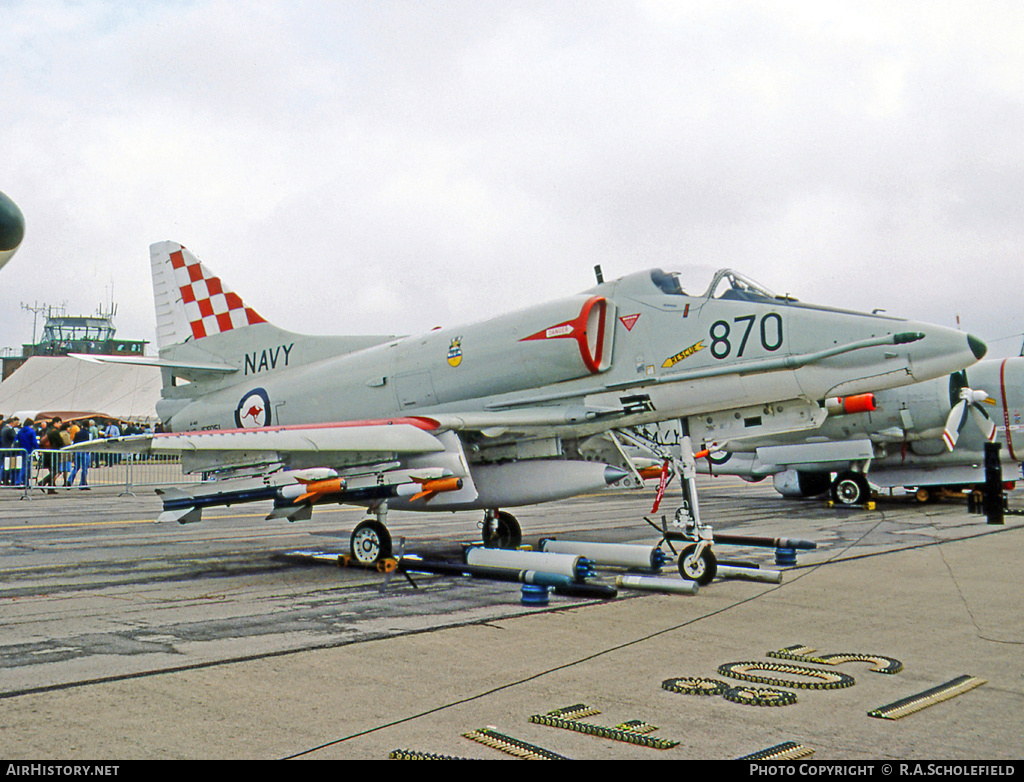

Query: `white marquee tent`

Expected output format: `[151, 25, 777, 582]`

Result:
[0, 356, 161, 423]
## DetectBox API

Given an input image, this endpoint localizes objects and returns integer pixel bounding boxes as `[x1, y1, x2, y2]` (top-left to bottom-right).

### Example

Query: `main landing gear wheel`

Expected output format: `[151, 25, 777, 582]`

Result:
[678, 543, 717, 586]
[481, 510, 523, 550]
[831, 472, 870, 506]
[350, 519, 392, 565]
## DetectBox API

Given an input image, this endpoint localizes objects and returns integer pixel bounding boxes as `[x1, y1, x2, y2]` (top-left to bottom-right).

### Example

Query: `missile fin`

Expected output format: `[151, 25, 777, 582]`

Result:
[266, 503, 313, 521]
[157, 506, 203, 524]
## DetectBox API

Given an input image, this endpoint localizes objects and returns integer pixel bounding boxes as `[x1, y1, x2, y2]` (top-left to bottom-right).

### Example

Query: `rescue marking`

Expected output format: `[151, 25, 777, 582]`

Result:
[662, 340, 705, 368]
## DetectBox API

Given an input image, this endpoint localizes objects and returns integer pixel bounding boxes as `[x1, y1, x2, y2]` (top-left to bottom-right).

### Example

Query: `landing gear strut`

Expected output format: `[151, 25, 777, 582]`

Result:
[625, 422, 719, 586]
[481, 509, 522, 549]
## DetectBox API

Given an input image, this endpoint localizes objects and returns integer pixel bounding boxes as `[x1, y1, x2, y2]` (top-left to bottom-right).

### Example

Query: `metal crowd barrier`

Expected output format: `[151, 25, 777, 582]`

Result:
[3, 449, 202, 497]
[1, 448, 30, 497]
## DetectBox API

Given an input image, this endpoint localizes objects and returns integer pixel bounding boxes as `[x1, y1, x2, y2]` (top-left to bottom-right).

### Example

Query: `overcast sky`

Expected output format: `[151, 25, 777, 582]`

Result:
[3, 0, 1023, 359]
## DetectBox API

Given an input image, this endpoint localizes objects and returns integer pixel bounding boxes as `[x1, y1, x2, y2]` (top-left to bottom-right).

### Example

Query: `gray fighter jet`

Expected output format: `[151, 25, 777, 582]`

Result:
[76, 241, 986, 575]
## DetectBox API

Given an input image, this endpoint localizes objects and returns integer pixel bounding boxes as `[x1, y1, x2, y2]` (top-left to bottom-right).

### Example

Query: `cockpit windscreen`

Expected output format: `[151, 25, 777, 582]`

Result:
[650, 268, 791, 303]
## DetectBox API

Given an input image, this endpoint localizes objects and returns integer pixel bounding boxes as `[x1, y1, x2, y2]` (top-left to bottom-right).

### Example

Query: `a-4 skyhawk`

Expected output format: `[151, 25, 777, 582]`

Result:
[76, 242, 986, 578]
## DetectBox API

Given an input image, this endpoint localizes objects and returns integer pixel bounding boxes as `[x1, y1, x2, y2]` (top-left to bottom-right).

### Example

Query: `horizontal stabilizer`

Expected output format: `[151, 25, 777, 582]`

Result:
[66, 434, 153, 454]
[69, 353, 237, 373]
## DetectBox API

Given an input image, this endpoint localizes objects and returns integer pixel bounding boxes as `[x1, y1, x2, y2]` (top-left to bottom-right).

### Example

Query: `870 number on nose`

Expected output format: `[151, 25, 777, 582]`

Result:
[709, 313, 783, 359]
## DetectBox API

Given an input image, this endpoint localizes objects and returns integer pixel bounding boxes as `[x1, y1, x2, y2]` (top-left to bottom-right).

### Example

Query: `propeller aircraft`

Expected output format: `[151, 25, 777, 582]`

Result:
[74, 241, 988, 579]
[693, 358, 1022, 505]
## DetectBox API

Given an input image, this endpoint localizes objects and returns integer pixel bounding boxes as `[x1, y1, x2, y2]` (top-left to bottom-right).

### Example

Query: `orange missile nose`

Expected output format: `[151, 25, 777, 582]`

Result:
[295, 477, 347, 504]
[422, 477, 463, 493]
[826, 393, 878, 416]
[406, 476, 464, 502]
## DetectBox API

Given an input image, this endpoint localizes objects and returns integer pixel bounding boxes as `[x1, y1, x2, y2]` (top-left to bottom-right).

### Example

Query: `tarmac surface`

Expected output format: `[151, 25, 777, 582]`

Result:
[0, 474, 1021, 761]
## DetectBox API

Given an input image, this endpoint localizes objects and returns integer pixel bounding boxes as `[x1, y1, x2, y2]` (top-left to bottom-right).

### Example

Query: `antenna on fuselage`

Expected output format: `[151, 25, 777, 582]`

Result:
[594, 265, 604, 284]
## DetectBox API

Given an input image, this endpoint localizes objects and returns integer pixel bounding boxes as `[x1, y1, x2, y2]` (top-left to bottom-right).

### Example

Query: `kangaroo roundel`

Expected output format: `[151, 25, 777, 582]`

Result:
[235, 388, 272, 428]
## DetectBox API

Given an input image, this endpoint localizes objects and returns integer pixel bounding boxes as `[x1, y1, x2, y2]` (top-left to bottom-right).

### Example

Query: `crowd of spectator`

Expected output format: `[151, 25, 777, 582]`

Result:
[0, 414, 156, 489]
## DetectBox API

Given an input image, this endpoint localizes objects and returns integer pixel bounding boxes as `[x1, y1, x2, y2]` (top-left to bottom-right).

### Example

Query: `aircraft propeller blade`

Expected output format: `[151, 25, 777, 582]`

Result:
[969, 399, 997, 444]
[943, 371, 995, 451]
[942, 399, 967, 450]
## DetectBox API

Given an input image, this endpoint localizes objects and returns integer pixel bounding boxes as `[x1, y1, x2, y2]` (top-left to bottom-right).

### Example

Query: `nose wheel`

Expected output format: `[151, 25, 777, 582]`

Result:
[677, 542, 717, 586]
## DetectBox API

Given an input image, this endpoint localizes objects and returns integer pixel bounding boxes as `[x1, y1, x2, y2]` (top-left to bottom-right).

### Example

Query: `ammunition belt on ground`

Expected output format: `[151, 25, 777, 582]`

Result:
[530, 707, 679, 750]
[737, 741, 815, 760]
[388, 749, 472, 760]
[722, 685, 798, 707]
[463, 727, 570, 760]
[662, 676, 797, 707]
[545, 703, 601, 720]
[718, 661, 856, 690]
[661, 677, 731, 696]
[868, 675, 986, 720]
[768, 645, 903, 674]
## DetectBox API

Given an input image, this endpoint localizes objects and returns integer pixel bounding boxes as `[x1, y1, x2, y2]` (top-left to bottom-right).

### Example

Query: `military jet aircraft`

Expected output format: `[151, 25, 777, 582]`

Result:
[0, 191, 25, 270]
[75, 241, 986, 576]
[691, 357, 1023, 504]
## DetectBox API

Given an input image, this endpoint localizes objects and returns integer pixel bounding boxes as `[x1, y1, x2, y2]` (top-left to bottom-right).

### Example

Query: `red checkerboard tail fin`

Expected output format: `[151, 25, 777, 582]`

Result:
[151, 241, 269, 349]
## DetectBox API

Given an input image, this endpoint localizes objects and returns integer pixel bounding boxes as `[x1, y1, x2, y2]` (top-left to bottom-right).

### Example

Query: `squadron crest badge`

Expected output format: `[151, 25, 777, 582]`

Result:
[447, 336, 463, 367]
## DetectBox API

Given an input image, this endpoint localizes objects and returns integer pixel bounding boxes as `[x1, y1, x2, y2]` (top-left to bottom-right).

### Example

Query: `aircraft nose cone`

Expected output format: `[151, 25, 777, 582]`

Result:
[0, 191, 25, 252]
[968, 334, 987, 361]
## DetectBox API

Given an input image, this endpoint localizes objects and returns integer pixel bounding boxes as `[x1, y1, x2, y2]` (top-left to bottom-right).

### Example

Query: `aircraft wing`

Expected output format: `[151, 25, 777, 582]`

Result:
[142, 420, 444, 454]
[69, 417, 448, 471]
